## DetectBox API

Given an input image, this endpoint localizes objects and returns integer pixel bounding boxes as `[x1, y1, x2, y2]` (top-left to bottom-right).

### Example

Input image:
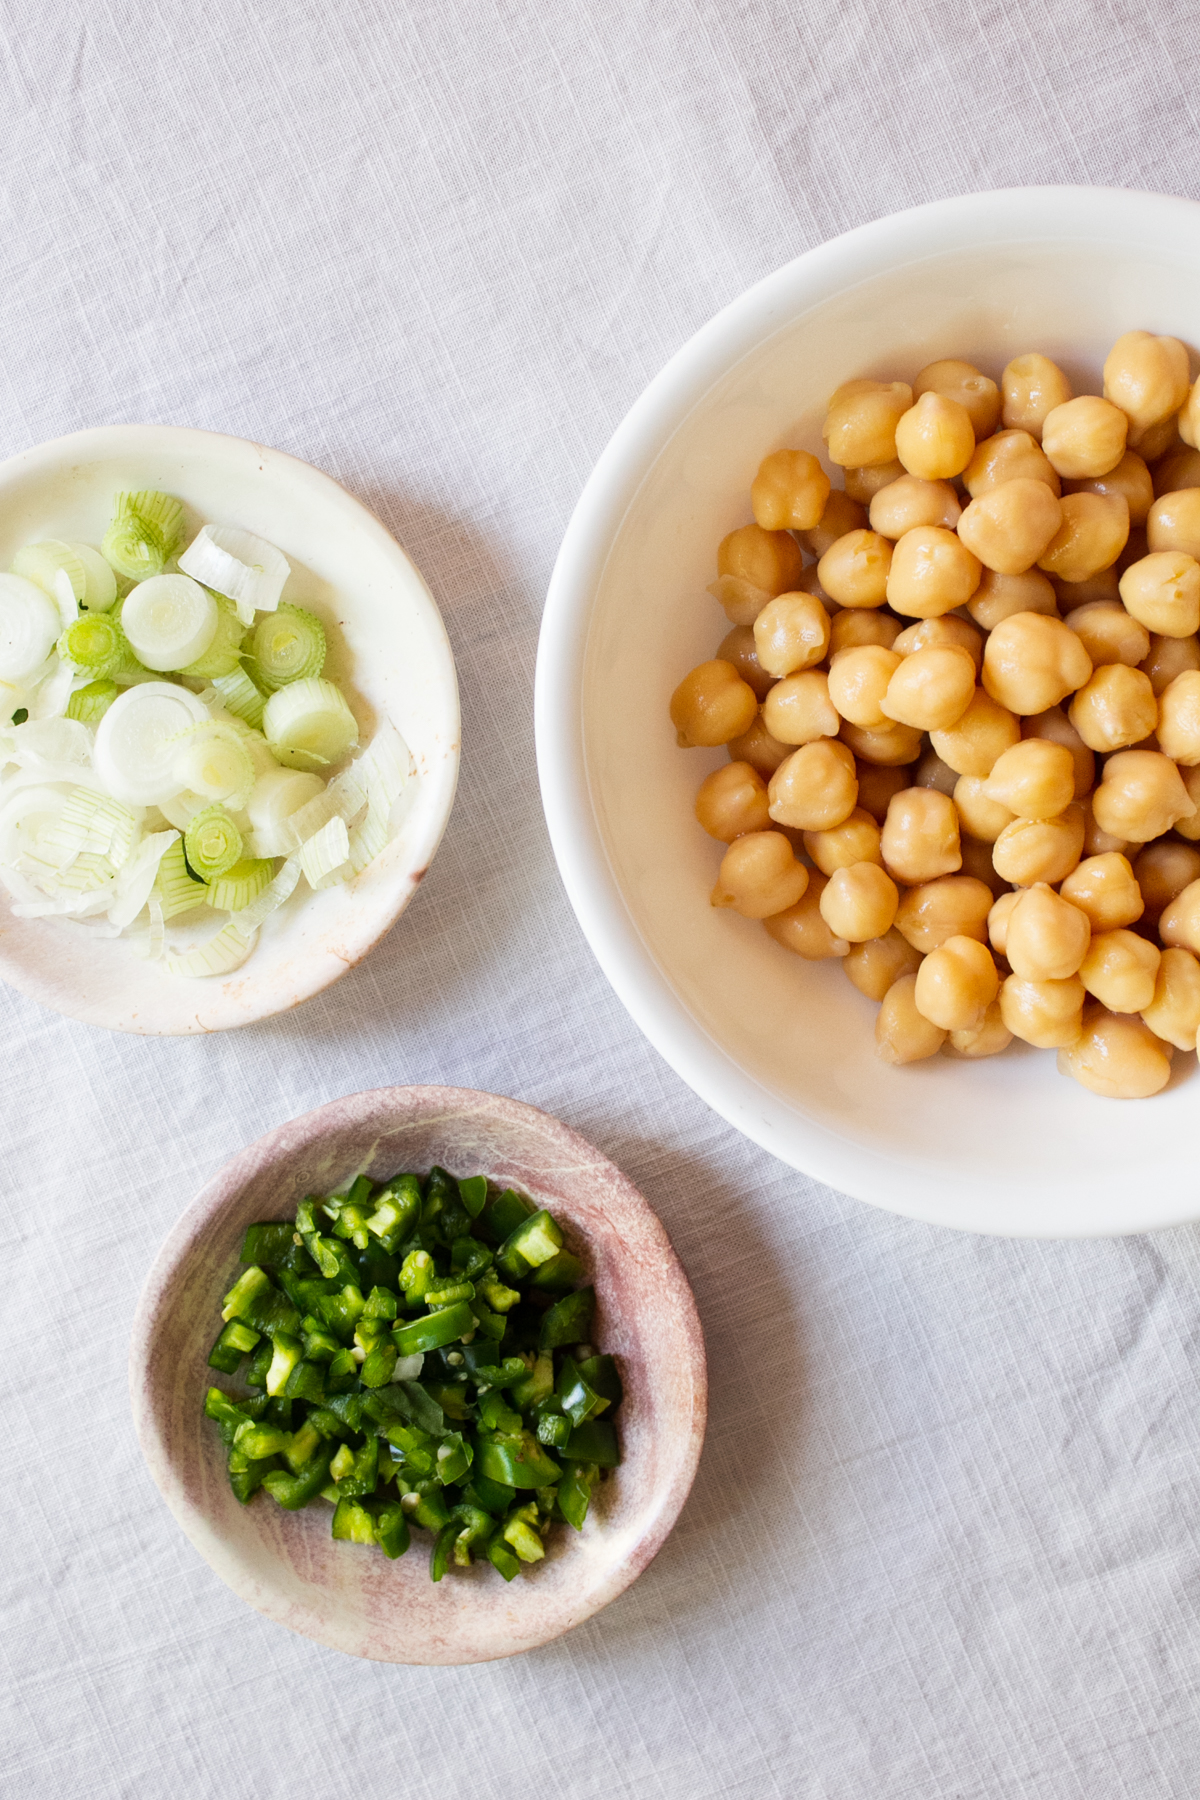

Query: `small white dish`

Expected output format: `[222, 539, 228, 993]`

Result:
[0, 424, 459, 1033]
[536, 185, 1200, 1238]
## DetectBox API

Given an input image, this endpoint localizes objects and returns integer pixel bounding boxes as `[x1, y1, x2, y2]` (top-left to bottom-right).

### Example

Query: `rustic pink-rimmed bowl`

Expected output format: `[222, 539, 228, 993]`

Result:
[129, 1085, 707, 1664]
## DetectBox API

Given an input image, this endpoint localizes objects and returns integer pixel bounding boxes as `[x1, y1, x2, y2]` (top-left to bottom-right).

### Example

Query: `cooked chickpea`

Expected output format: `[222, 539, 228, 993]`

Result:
[894, 391, 975, 481]
[763, 872, 849, 960]
[943, 1001, 1014, 1058]
[929, 687, 1020, 777]
[982, 611, 1093, 714]
[1142, 946, 1200, 1049]
[956, 478, 1063, 575]
[751, 592, 830, 678]
[1001, 354, 1073, 439]
[1063, 600, 1150, 669]
[716, 626, 774, 699]
[1119, 552, 1200, 638]
[838, 718, 924, 766]
[987, 889, 1019, 954]
[894, 876, 994, 951]
[1003, 883, 1090, 980]
[1037, 492, 1130, 583]
[914, 359, 1001, 438]
[1131, 842, 1200, 925]
[881, 787, 961, 884]
[804, 807, 882, 874]
[965, 428, 1061, 497]
[1041, 396, 1128, 479]
[762, 671, 839, 745]
[671, 660, 759, 746]
[1179, 375, 1200, 450]
[914, 934, 999, 1032]
[727, 713, 791, 777]
[886, 525, 981, 618]
[794, 564, 836, 605]
[1064, 450, 1154, 526]
[1057, 1008, 1172, 1097]
[695, 761, 773, 841]
[1079, 794, 1129, 856]
[1140, 630, 1200, 696]
[1129, 416, 1180, 461]
[868, 474, 962, 537]
[1052, 567, 1120, 609]
[982, 738, 1077, 819]
[880, 645, 976, 731]
[817, 530, 893, 607]
[1103, 331, 1191, 431]
[1160, 878, 1200, 954]
[913, 748, 960, 796]
[1153, 445, 1200, 498]
[767, 738, 858, 830]
[875, 973, 948, 1063]
[717, 521, 806, 601]
[842, 926, 923, 1000]
[1091, 749, 1197, 843]
[1154, 670, 1200, 764]
[855, 761, 912, 823]
[1000, 973, 1086, 1048]
[829, 608, 904, 656]
[843, 460, 905, 503]
[710, 831, 810, 918]
[953, 774, 1015, 843]
[967, 568, 1059, 630]
[798, 489, 868, 559]
[1067, 663, 1158, 753]
[1175, 764, 1200, 841]
[823, 380, 913, 469]
[827, 645, 901, 728]
[751, 448, 832, 532]
[1147, 489, 1200, 562]
[1020, 706, 1095, 798]
[957, 834, 1009, 897]
[991, 805, 1085, 886]
[1060, 852, 1144, 930]
[893, 615, 984, 671]
[819, 862, 899, 942]
[1079, 929, 1160, 1013]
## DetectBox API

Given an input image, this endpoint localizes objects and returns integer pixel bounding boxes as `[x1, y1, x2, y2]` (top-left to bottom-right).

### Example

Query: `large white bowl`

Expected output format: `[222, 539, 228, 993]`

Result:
[536, 186, 1200, 1239]
[0, 425, 459, 1033]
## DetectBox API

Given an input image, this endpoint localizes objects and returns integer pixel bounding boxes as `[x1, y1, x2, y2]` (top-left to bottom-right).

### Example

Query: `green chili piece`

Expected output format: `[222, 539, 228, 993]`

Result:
[262, 1440, 336, 1510]
[392, 1300, 474, 1357]
[556, 1461, 599, 1531]
[365, 1174, 422, 1252]
[497, 1209, 563, 1273]
[240, 1222, 301, 1268]
[265, 1332, 304, 1397]
[539, 1285, 595, 1351]
[430, 1519, 457, 1581]
[362, 1286, 398, 1320]
[436, 1432, 473, 1486]
[557, 1354, 608, 1425]
[510, 1351, 554, 1410]
[331, 1497, 376, 1544]
[335, 1434, 379, 1498]
[475, 1431, 563, 1490]
[486, 1530, 521, 1581]
[561, 1418, 620, 1467]
[375, 1501, 411, 1559]
[479, 1188, 534, 1244]
[536, 1410, 572, 1448]
[360, 1342, 398, 1388]
[528, 1249, 584, 1293]
[398, 1249, 435, 1301]
[457, 1175, 489, 1217]
[207, 1318, 260, 1373]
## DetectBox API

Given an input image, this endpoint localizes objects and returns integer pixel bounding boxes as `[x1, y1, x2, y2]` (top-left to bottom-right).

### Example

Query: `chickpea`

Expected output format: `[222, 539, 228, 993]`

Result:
[892, 615, 984, 671]
[881, 787, 961, 884]
[1102, 331, 1191, 431]
[1063, 600, 1150, 669]
[794, 563, 836, 605]
[1091, 749, 1197, 842]
[798, 489, 868, 559]
[829, 607, 904, 656]
[1057, 1007, 1172, 1097]
[695, 761, 773, 841]
[762, 671, 839, 745]
[1129, 416, 1180, 462]
[1079, 929, 1160, 1013]
[1079, 793, 1129, 855]
[982, 611, 1093, 714]
[1179, 375, 1200, 450]
[956, 478, 1063, 575]
[716, 626, 774, 699]
[804, 807, 883, 873]
[727, 713, 791, 777]
[1119, 552, 1200, 638]
[1067, 664, 1158, 753]
[954, 774, 1015, 843]
[958, 833, 1010, 897]
[1041, 396, 1128, 479]
[817, 530, 893, 607]
[1037, 493, 1130, 583]
[987, 889, 1019, 954]
[1155, 670, 1200, 764]
[1142, 946, 1200, 1049]
[1140, 630, 1200, 696]
[751, 448, 832, 532]
[767, 738, 858, 830]
[710, 830, 810, 918]
[1064, 451, 1154, 526]
[943, 1001, 1014, 1058]
[1147, 489, 1200, 562]
[823, 380, 913, 469]
[894, 875, 994, 951]
[1160, 878, 1200, 954]
[967, 567, 1059, 630]
[1053, 566, 1120, 608]
[671, 660, 759, 747]
[868, 474, 962, 537]
[965, 429, 1061, 498]
[827, 644, 901, 727]
[991, 805, 1085, 886]
[1002, 883, 1089, 980]
[1020, 706, 1095, 798]
[748, 592, 827, 679]
[844, 459, 905, 503]
[1153, 445, 1200, 498]
[1001, 353, 1073, 439]
[913, 748, 960, 796]
[982, 738, 1076, 819]
[886, 525, 982, 618]
[839, 718, 924, 766]
[875, 973, 948, 1063]
[819, 861, 899, 942]
[894, 391, 975, 481]
[763, 872, 850, 960]
[1132, 842, 1200, 925]
[1175, 764, 1200, 841]
[855, 761, 912, 823]
[716, 521, 806, 601]
[880, 645, 976, 731]
[930, 687, 1020, 777]
[913, 933, 999, 1032]
[842, 926, 923, 1000]
[914, 358, 1002, 438]
[1000, 973, 1086, 1047]
[1060, 852, 1144, 930]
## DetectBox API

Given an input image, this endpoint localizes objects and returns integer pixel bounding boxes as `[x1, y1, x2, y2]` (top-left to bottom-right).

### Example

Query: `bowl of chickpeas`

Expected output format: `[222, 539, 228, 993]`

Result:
[536, 186, 1200, 1237]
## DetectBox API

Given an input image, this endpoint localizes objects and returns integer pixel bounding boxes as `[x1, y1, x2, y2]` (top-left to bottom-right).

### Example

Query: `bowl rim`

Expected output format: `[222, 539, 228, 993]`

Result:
[0, 422, 461, 1033]
[534, 184, 1200, 1239]
[127, 1084, 708, 1663]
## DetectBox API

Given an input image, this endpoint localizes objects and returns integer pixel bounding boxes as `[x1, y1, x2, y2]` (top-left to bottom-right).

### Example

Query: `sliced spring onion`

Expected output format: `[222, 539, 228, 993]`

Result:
[250, 603, 325, 690]
[234, 851, 301, 927]
[210, 667, 266, 730]
[179, 524, 289, 624]
[120, 575, 218, 673]
[155, 838, 208, 918]
[161, 919, 257, 979]
[244, 767, 326, 856]
[12, 542, 88, 622]
[56, 612, 127, 678]
[184, 804, 243, 881]
[145, 891, 166, 958]
[0, 784, 74, 900]
[0, 575, 62, 682]
[107, 829, 179, 931]
[263, 678, 357, 771]
[0, 715, 93, 772]
[334, 720, 414, 873]
[70, 543, 119, 612]
[158, 790, 209, 830]
[49, 786, 141, 867]
[30, 658, 77, 722]
[101, 491, 185, 582]
[299, 814, 352, 890]
[205, 857, 274, 912]
[93, 681, 209, 805]
[181, 598, 246, 679]
[170, 721, 255, 809]
[65, 679, 119, 725]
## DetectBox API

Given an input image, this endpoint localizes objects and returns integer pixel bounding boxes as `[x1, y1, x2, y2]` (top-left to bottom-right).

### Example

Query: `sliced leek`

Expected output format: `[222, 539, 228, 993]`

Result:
[178, 524, 289, 623]
[71, 543, 119, 612]
[210, 667, 266, 730]
[299, 814, 352, 890]
[181, 597, 246, 678]
[245, 767, 325, 856]
[170, 721, 254, 809]
[120, 575, 218, 672]
[0, 575, 62, 682]
[101, 491, 185, 582]
[263, 678, 357, 771]
[161, 919, 257, 979]
[56, 612, 127, 678]
[205, 857, 274, 911]
[12, 541, 88, 612]
[250, 603, 325, 690]
[184, 805, 243, 882]
[65, 679, 119, 725]
[155, 838, 208, 918]
[93, 681, 209, 805]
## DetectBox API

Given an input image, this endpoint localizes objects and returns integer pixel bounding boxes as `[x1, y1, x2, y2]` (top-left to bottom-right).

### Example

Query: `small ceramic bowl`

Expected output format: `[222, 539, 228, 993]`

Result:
[0, 424, 459, 1033]
[128, 1085, 707, 1664]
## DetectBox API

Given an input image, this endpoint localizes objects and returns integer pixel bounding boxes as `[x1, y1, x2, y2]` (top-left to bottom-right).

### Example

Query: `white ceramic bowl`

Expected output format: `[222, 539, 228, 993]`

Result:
[536, 185, 1200, 1239]
[0, 424, 459, 1033]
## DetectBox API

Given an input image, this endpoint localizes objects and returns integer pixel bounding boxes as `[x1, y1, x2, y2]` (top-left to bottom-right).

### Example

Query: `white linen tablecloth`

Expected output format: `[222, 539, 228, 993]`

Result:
[5, 2, 1200, 1793]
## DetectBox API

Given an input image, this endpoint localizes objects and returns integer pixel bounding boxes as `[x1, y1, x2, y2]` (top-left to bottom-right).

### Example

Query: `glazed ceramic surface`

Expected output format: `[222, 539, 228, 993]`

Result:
[536, 186, 1200, 1238]
[129, 1086, 707, 1664]
[0, 425, 459, 1033]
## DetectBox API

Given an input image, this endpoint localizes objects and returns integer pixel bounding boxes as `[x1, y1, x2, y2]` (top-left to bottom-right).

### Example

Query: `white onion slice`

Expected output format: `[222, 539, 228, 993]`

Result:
[93, 682, 208, 805]
[0, 575, 62, 682]
[121, 575, 219, 672]
[179, 525, 289, 623]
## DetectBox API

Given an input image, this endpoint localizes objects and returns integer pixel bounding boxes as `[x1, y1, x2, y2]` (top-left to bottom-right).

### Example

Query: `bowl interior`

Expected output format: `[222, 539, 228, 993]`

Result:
[129, 1087, 706, 1664]
[0, 426, 459, 1032]
[546, 190, 1200, 1235]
